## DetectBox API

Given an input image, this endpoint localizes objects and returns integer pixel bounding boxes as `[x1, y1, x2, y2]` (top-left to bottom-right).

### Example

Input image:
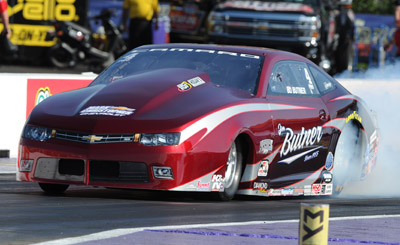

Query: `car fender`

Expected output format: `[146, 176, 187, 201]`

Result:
[323, 94, 379, 179]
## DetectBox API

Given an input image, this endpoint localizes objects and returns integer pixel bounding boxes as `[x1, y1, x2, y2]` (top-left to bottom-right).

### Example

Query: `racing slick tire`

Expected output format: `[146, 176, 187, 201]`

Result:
[39, 183, 69, 195]
[217, 140, 244, 201]
[332, 122, 366, 195]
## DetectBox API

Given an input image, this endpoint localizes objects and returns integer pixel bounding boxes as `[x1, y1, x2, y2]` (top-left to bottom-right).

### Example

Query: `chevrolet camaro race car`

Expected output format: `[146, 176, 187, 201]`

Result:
[17, 44, 379, 200]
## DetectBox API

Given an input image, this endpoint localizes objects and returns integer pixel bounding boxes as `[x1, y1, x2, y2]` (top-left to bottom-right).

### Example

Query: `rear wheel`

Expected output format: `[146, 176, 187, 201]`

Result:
[39, 183, 69, 195]
[332, 123, 366, 195]
[217, 140, 243, 201]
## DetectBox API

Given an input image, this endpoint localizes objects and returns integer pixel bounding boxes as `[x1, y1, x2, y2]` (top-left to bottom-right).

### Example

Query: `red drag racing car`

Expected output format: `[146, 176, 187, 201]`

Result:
[17, 44, 379, 200]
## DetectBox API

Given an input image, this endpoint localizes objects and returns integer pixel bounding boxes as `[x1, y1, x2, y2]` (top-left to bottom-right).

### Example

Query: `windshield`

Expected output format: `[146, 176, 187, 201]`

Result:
[91, 48, 264, 95]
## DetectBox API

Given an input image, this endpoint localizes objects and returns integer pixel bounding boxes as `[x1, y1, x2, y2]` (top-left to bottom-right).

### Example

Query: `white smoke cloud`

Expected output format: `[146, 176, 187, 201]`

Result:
[335, 62, 400, 197]
[335, 61, 400, 80]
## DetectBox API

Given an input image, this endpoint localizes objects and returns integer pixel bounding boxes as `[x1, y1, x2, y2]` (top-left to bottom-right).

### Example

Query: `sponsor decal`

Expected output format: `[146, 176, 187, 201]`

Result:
[197, 180, 210, 191]
[278, 146, 323, 165]
[268, 189, 282, 196]
[310, 184, 333, 196]
[286, 86, 306, 95]
[177, 81, 192, 92]
[134, 48, 261, 60]
[184, 184, 197, 191]
[109, 76, 124, 82]
[346, 111, 362, 124]
[80, 106, 135, 117]
[281, 188, 294, 196]
[35, 87, 52, 106]
[259, 139, 273, 154]
[257, 160, 269, 177]
[304, 185, 312, 196]
[171, 165, 225, 192]
[322, 171, 333, 183]
[294, 187, 304, 195]
[188, 77, 206, 87]
[312, 184, 322, 195]
[278, 124, 323, 158]
[304, 68, 316, 94]
[211, 174, 224, 191]
[325, 152, 334, 171]
[311, 185, 319, 195]
[177, 76, 206, 92]
[304, 150, 319, 162]
[253, 182, 268, 190]
[321, 184, 333, 195]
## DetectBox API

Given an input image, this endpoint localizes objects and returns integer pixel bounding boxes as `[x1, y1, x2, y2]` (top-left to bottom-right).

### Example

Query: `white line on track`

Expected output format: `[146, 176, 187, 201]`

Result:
[0, 171, 16, 174]
[33, 214, 400, 245]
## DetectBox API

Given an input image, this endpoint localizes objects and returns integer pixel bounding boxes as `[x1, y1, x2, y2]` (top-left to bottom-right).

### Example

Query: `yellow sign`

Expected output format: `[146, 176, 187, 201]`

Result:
[0, 0, 83, 47]
[299, 203, 329, 245]
[0, 24, 56, 46]
[8, 0, 79, 22]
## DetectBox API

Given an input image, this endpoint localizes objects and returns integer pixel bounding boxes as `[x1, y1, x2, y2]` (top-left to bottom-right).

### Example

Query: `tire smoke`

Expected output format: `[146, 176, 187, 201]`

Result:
[335, 63, 400, 197]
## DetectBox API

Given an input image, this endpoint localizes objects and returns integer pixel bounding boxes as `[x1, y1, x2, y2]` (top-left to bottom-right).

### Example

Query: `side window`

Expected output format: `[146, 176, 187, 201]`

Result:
[308, 65, 336, 95]
[267, 61, 320, 97]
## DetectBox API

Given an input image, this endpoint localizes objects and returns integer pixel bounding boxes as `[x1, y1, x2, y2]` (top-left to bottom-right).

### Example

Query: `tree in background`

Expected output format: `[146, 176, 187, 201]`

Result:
[352, 0, 395, 15]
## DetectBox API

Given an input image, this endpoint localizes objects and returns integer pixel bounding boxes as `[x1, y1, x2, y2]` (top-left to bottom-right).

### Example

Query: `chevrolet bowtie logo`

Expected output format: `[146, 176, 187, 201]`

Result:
[82, 135, 103, 143]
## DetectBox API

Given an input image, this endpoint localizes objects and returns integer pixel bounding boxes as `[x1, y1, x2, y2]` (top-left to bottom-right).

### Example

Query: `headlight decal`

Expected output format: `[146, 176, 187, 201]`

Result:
[22, 125, 54, 142]
[140, 133, 180, 146]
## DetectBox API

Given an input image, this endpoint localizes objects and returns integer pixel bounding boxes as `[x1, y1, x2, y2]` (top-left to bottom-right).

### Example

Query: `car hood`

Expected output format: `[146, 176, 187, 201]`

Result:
[28, 68, 252, 133]
[216, 1, 315, 15]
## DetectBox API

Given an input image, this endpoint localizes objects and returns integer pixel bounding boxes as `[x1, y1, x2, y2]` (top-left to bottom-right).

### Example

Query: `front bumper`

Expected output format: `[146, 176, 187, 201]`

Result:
[17, 138, 227, 191]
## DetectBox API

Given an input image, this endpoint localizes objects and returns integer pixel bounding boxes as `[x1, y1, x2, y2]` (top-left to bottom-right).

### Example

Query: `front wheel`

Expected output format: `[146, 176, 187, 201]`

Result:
[39, 183, 69, 195]
[217, 140, 244, 201]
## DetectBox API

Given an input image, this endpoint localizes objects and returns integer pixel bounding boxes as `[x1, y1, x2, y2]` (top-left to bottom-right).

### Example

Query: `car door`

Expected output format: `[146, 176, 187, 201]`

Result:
[265, 60, 331, 189]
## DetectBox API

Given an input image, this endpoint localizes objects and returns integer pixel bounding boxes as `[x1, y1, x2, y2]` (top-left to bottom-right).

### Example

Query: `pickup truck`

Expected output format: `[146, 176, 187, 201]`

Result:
[207, 0, 355, 74]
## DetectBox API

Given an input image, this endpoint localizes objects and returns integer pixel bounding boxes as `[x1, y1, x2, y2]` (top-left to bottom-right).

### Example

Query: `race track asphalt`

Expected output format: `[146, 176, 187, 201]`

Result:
[1, 159, 399, 245]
